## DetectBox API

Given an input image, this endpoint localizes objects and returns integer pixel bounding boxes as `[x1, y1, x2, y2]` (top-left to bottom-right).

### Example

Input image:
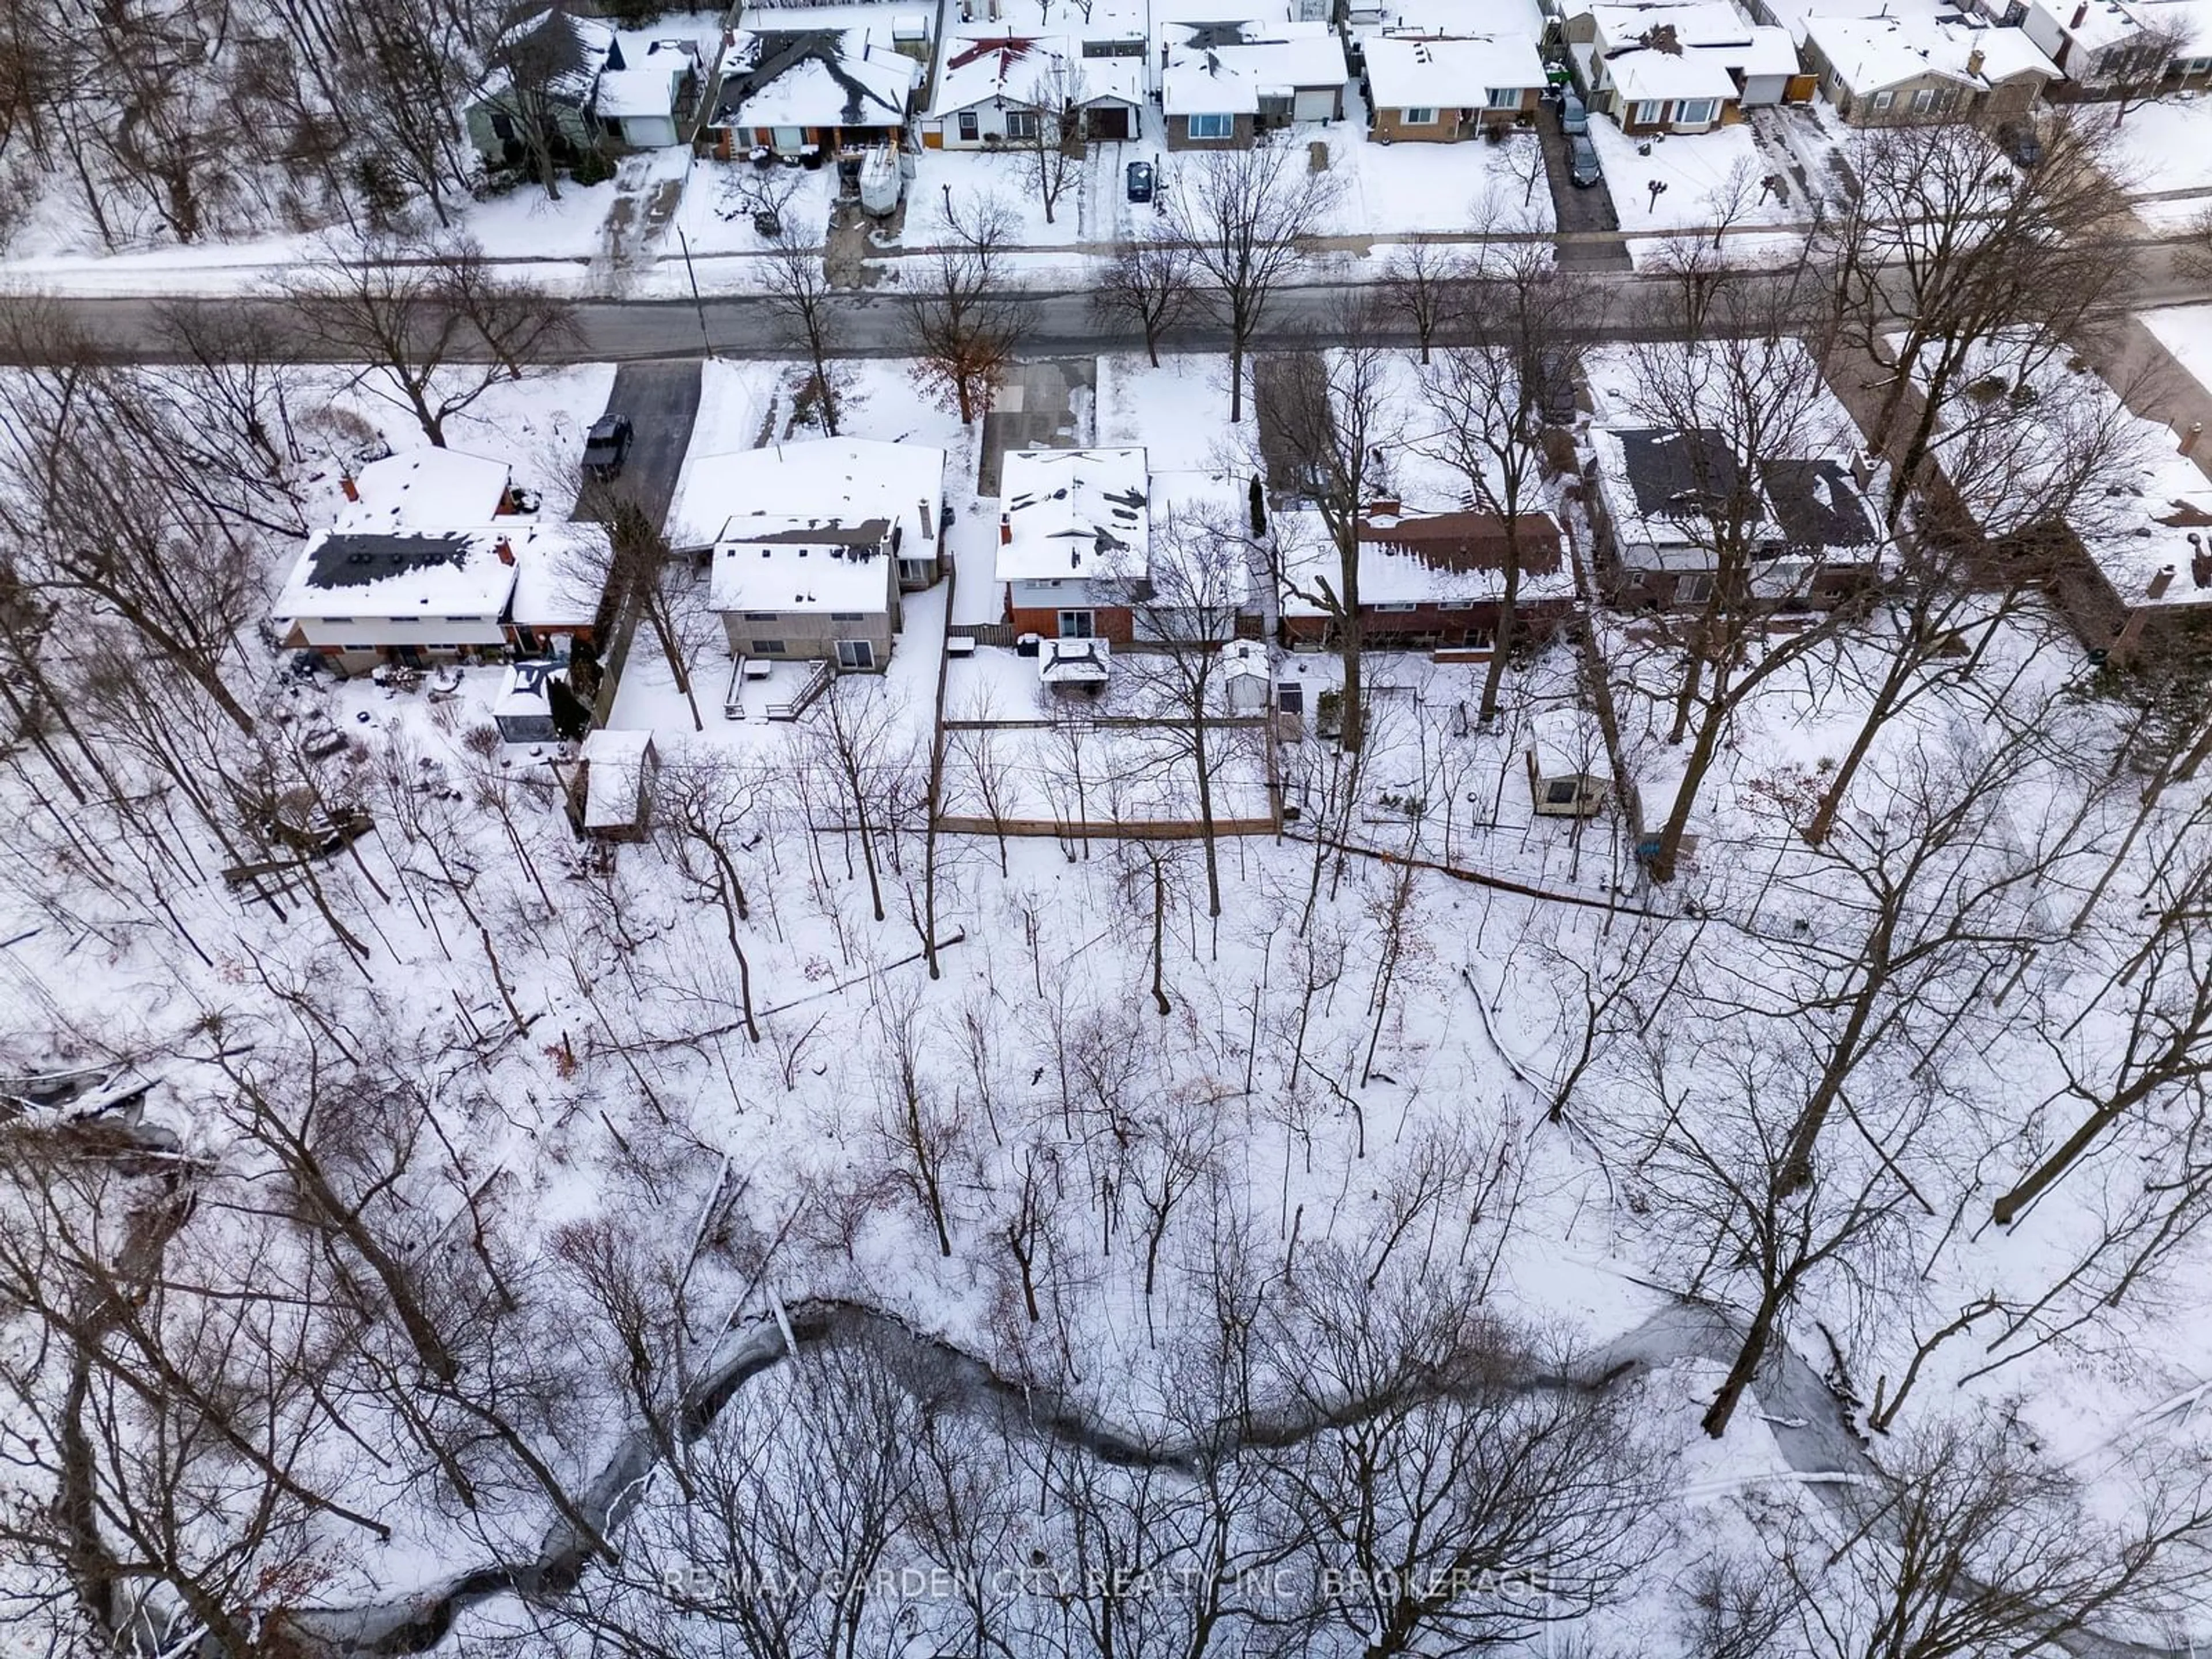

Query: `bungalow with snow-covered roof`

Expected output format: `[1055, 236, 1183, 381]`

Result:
[2019, 0, 2212, 90]
[923, 32, 1146, 146]
[467, 10, 619, 172]
[1159, 20, 1349, 146]
[705, 29, 922, 160]
[331, 448, 527, 533]
[594, 40, 698, 148]
[1567, 2, 1808, 132]
[998, 448, 1151, 640]
[1365, 33, 1551, 138]
[271, 522, 612, 676]
[1278, 508, 1574, 654]
[1801, 13, 2059, 122]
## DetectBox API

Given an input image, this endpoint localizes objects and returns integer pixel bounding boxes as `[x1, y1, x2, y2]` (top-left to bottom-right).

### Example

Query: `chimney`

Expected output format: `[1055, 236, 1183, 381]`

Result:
[2148, 563, 2175, 600]
[495, 535, 516, 566]
[1966, 45, 1985, 76]
[340, 471, 359, 502]
[999, 515, 1013, 545]
[2191, 543, 2211, 590]
[2070, 1, 2087, 25]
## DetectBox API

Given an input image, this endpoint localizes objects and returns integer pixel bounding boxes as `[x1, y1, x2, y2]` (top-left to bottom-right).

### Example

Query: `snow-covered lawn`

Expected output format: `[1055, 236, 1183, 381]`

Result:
[1585, 117, 1802, 235]
[1319, 126, 1558, 236]
[2142, 304, 2212, 401]
[2101, 92, 2212, 198]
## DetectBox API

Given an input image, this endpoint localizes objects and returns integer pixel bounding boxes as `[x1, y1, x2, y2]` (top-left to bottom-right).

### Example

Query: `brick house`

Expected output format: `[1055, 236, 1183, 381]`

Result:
[1279, 508, 1575, 653]
[1800, 14, 2059, 123]
[704, 27, 921, 159]
[1363, 34, 1550, 139]
[997, 448, 1151, 642]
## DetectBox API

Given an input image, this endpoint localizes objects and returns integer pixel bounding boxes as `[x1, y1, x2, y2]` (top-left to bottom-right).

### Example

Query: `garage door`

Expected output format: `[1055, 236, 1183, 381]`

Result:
[1293, 86, 1338, 122]
[1087, 104, 1132, 141]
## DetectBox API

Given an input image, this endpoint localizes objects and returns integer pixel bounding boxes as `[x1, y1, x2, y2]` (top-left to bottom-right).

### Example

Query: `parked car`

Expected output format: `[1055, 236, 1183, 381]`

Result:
[583, 414, 634, 482]
[1995, 121, 2043, 168]
[1126, 160, 1155, 203]
[1568, 134, 1603, 188]
[1559, 90, 1588, 135]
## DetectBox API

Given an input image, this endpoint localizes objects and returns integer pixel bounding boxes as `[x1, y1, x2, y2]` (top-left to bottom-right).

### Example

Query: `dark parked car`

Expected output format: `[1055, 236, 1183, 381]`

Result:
[583, 414, 634, 482]
[1559, 90, 1589, 135]
[1995, 121, 2043, 167]
[1126, 160, 1156, 203]
[1568, 134, 1603, 188]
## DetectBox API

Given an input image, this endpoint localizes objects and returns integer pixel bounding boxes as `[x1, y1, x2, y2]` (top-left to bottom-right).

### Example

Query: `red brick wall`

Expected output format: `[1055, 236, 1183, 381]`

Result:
[1009, 604, 1134, 644]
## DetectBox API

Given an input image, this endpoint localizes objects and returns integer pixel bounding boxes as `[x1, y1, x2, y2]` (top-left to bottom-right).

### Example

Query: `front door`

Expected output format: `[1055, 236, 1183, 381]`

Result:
[1057, 609, 1095, 639]
[835, 639, 875, 670]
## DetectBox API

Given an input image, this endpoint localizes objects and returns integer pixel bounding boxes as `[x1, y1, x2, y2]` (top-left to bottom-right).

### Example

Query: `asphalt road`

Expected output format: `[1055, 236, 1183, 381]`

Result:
[26, 233, 2210, 365]
[588, 359, 703, 527]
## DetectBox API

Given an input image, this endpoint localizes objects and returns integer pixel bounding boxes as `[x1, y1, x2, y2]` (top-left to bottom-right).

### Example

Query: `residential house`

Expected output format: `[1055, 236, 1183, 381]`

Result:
[1584, 426, 1884, 605]
[1801, 13, 2060, 121]
[1364, 33, 1552, 138]
[706, 29, 922, 158]
[1158, 20, 1349, 146]
[594, 41, 698, 147]
[1527, 711, 1611, 817]
[923, 32, 1146, 145]
[577, 730, 658, 841]
[997, 448, 1152, 640]
[271, 522, 612, 676]
[2018, 0, 2212, 88]
[1134, 468, 1266, 639]
[1570, 2, 1808, 131]
[1278, 507, 1574, 652]
[467, 10, 619, 171]
[666, 437, 947, 586]
[709, 517, 903, 669]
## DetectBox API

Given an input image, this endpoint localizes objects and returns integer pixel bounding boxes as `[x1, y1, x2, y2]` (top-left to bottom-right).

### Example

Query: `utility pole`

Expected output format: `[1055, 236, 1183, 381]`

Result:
[677, 226, 715, 359]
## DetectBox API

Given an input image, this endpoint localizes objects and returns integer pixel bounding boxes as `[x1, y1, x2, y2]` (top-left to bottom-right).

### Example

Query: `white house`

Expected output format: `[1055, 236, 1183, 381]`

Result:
[2018, 0, 2212, 84]
[595, 41, 694, 147]
[1572, 2, 1806, 130]
[1158, 18, 1349, 144]
[666, 436, 947, 589]
[924, 31, 1146, 145]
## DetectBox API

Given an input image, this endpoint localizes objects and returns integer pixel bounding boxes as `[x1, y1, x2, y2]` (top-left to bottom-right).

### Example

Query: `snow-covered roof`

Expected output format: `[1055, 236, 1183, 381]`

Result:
[998, 448, 1151, 583]
[1373, 0, 1550, 42]
[1803, 14, 2059, 91]
[495, 660, 563, 721]
[579, 729, 652, 829]
[276, 528, 521, 623]
[929, 32, 1143, 116]
[335, 449, 512, 534]
[2152, 0, 2212, 55]
[1039, 635, 1112, 684]
[1160, 20, 1349, 109]
[712, 29, 921, 130]
[1279, 509, 1576, 611]
[480, 10, 618, 106]
[507, 522, 613, 630]
[596, 54, 684, 120]
[669, 437, 946, 556]
[1365, 32, 1550, 107]
[1147, 469, 1262, 606]
[709, 520, 898, 614]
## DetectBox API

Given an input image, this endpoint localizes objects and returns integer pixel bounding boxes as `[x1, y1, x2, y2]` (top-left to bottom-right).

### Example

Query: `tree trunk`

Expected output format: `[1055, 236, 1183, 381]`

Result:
[1702, 1282, 1783, 1438]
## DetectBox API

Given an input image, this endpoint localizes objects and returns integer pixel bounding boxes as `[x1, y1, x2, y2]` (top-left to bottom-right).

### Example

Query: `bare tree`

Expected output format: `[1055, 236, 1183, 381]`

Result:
[808, 674, 919, 922]
[905, 191, 1026, 425]
[1094, 232, 1199, 367]
[1009, 58, 1088, 226]
[1260, 333, 1399, 752]
[1165, 139, 1340, 422]
[1380, 240, 1460, 365]
[477, 3, 601, 200]
[2101, 15, 2194, 125]
[759, 235, 846, 435]
[282, 232, 580, 446]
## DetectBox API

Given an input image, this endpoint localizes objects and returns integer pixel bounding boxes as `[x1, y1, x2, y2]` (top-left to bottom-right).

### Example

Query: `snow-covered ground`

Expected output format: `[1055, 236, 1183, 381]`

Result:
[2143, 304, 2212, 397]
[2104, 92, 2212, 199]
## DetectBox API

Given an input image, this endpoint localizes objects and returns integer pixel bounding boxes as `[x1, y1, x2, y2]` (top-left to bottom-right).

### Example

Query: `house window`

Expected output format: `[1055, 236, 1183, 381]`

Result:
[958, 110, 979, 141]
[1546, 779, 1581, 806]
[1187, 112, 1234, 139]
[1676, 573, 1714, 603]
[835, 639, 876, 670]
[743, 611, 778, 620]
[491, 112, 516, 142]
[1934, 86, 1960, 111]
[1058, 609, 1096, 638]
[1872, 89, 1895, 109]
[752, 639, 787, 653]
[1676, 98, 1716, 124]
[323, 615, 355, 624]
[772, 125, 805, 150]
[1484, 87, 1519, 109]
[830, 611, 864, 621]
[1438, 599, 1476, 611]
[1910, 88, 1934, 112]
[1403, 105, 1440, 124]
[898, 558, 931, 584]
[1004, 109, 1040, 141]
[1374, 601, 1418, 612]
[1633, 100, 1665, 124]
